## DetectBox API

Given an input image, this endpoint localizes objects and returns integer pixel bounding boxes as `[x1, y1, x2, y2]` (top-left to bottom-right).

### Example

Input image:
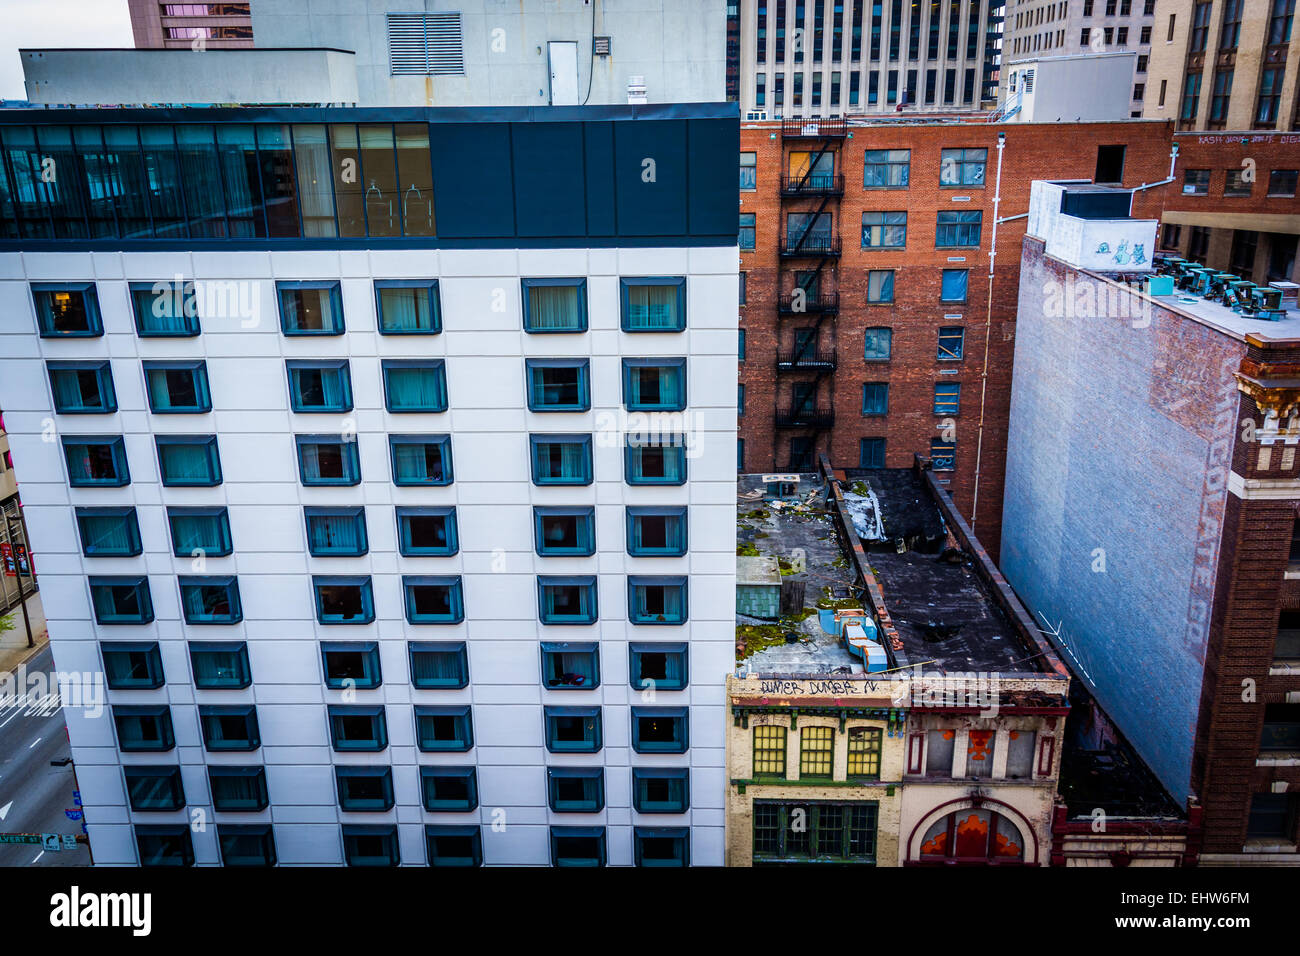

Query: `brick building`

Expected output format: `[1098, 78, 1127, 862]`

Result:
[737, 114, 1174, 553]
[1002, 189, 1300, 864]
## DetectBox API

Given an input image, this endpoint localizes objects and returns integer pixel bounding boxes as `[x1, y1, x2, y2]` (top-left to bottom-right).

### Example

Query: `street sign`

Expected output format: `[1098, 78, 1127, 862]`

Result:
[0, 834, 41, 845]
[61, 834, 77, 850]
[64, 809, 83, 822]
[41, 833, 62, 851]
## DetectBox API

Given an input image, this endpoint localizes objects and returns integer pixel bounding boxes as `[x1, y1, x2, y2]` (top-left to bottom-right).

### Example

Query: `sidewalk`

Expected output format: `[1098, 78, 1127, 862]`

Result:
[0, 590, 48, 676]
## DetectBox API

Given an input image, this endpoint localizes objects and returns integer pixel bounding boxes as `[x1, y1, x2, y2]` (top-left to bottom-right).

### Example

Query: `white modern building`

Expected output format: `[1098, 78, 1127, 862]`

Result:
[0, 104, 739, 866]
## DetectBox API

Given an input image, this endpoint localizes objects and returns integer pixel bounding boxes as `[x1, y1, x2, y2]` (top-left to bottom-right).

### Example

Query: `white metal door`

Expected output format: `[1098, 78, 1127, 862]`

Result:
[548, 41, 580, 105]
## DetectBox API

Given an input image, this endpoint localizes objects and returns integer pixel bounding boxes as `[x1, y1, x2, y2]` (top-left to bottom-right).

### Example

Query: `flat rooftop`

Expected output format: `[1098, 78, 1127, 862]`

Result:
[844, 468, 1047, 674]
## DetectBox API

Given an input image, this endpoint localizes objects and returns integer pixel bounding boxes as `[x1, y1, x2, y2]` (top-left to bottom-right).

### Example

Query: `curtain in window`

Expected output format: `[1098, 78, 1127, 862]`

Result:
[146, 368, 191, 410]
[308, 513, 359, 552]
[313, 369, 343, 408]
[394, 443, 435, 481]
[212, 772, 261, 806]
[545, 587, 588, 618]
[412, 650, 460, 684]
[134, 287, 192, 333]
[182, 584, 230, 621]
[559, 442, 586, 480]
[82, 514, 132, 553]
[300, 443, 325, 481]
[626, 286, 677, 329]
[51, 369, 87, 409]
[378, 287, 428, 331]
[629, 367, 680, 408]
[171, 514, 219, 553]
[191, 650, 239, 685]
[657, 446, 684, 482]
[636, 586, 682, 620]
[528, 285, 579, 329]
[386, 367, 441, 409]
[159, 443, 212, 483]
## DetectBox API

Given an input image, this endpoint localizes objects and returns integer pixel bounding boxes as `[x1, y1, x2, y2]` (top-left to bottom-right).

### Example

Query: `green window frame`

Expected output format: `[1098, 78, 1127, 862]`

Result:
[541, 641, 600, 690]
[526, 358, 590, 411]
[321, 641, 382, 689]
[389, 434, 453, 486]
[313, 575, 376, 624]
[800, 725, 835, 778]
[753, 724, 788, 777]
[538, 575, 599, 625]
[628, 576, 688, 625]
[622, 358, 687, 412]
[402, 575, 465, 624]
[530, 434, 593, 485]
[629, 642, 689, 692]
[550, 826, 607, 867]
[625, 437, 687, 485]
[626, 506, 688, 557]
[534, 506, 596, 556]
[631, 706, 689, 754]
[753, 800, 879, 863]
[847, 727, 883, 779]
[634, 827, 689, 867]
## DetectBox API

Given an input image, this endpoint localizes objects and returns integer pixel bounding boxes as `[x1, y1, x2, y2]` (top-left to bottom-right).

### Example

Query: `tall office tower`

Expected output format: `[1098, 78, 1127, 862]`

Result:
[1141, 0, 1300, 290]
[0, 100, 739, 866]
[127, 1, 254, 48]
[1000, 0, 1156, 118]
[734, 0, 1006, 119]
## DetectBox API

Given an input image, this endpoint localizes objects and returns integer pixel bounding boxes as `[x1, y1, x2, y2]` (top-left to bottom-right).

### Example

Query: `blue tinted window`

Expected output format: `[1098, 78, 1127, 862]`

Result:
[635, 827, 690, 867]
[90, 575, 154, 625]
[76, 507, 141, 557]
[130, 280, 201, 336]
[217, 824, 276, 865]
[124, 766, 185, 811]
[277, 281, 343, 334]
[375, 280, 440, 334]
[342, 825, 399, 866]
[534, 507, 596, 556]
[626, 507, 688, 556]
[296, 435, 361, 485]
[287, 360, 352, 412]
[550, 826, 607, 866]
[208, 767, 269, 812]
[48, 361, 116, 413]
[403, 576, 465, 624]
[530, 435, 593, 485]
[522, 278, 587, 332]
[167, 507, 232, 557]
[426, 825, 482, 866]
[548, 767, 605, 812]
[390, 435, 453, 485]
[179, 575, 242, 624]
[421, 767, 478, 812]
[415, 705, 474, 752]
[408, 642, 469, 689]
[155, 435, 222, 486]
[114, 706, 175, 752]
[135, 826, 193, 866]
[396, 507, 458, 556]
[622, 358, 686, 411]
[625, 438, 687, 484]
[526, 359, 590, 411]
[199, 705, 261, 752]
[631, 707, 689, 753]
[538, 576, 598, 625]
[541, 641, 600, 690]
[544, 706, 602, 754]
[304, 507, 368, 556]
[632, 767, 690, 813]
[189, 641, 251, 689]
[328, 705, 388, 752]
[335, 766, 395, 811]
[621, 278, 686, 331]
[629, 642, 689, 691]
[63, 436, 130, 487]
[321, 641, 381, 688]
[313, 576, 375, 624]
[941, 268, 968, 302]
[382, 360, 447, 412]
[33, 283, 102, 336]
[144, 361, 210, 413]
[628, 576, 688, 625]
[102, 641, 163, 688]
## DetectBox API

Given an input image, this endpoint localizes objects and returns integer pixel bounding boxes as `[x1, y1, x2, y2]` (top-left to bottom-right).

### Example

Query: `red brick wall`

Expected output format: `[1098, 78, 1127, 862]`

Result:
[738, 119, 1175, 555]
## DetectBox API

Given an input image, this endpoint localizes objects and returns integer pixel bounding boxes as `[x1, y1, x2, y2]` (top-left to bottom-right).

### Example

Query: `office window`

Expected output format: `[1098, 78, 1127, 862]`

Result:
[198, 705, 260, 752]
[426, 825, 482, 866]
[631, 707, 688, 753]
[409, 641, 469, 689]
[396, 506, 458, 556]
[1270, 0, 1295, 44]
[296, 435, 361, 486]
[114, 706, 174, 753]
[740, 151, 757, 190]
[155, 435, 221, 486]
[48, 361, 116, 413]
[284, 360, 352, 414]
[189, 641, 251, 689]
[1257, 68, 1284, 126]
[90, 576, 154, 625]
[130, 281, 200, 336]
[1225, 169, 1252, 196]
[321, 641, 382, 689]
[530, 434, 593, 485]
[936, 211, 982, 247]
[863, 327, 892, 361]
[1261, 704, 1300, 751]
[217, 825, 276, 866]
[403, 576, 464, 624]
[628, 641, 688, 692]
[938, 327, 965, 361]
[622, 358, 686, 412]
[415, 705, 474, 752]
[867, 270, 895, 303]
[1189, 0, 1211, 50]
[303, 507, 368, 558]
[847, 727, 883, 778]
[76, 507, 142, 557]
[934, 382, 961, 415]
[521, 278, 587, 333]
[1183, 168, 1211, 195]
[135, 826, 194, 867]
[550, 827, 607, 867]
[863, 149, 910, 188]
[632, 768, 690, 813]
[33, 283, 102, 337]
[931, 439, 956, 471]
[1268, 169, 1299, 197]
[753, 725, 788, 777]
[800, 725, 834, 778]
[862, 382, 888, 416]
[124, 766, 184, 813]
[544, 706, 602, 753]
[548, 767, 605, 813]
[940, 148, 987, 186]
[628, 576, 688, 625]
[421, 767, 478, 812]
[862, 211, 907, 247]
[538, 576, 598, 625]
[1210, 70, 1234, 125]
[526, 358, 590, 411]
[167, 507, 231, 557]
[941, 269, 969, 302]
[859, 437, 886, 468]
[375, 280, 440, 334]
[634, 827, 689, 867]
[738, 383, 745, 415]
[342, 825, 399, 867]
[389, 434, 452, 485]
[63, 436, 130, 487]
[313, 576, 376, 624]
[541, 641, 599, 690]
[335, 766, 395, 811]
[739, 328, 746, 360]
[1220, 0, 1242, 49]
[626, 506, 688, 557]
[1116, 26, 1128, 45]
[329, 705, 388, 752]
[277, 281, 344, 334]
[625, 437, 687, 485]
[534, 506, 596, 557]
[1247, 794, 1296, 838]
[144, 360, 211, 413]
[102, 642, 163, 689]
[1181, 72, 1202, 122]
[739, 213, 756, 250]
[622, 277, 687, 331]
[179, 575, 242, 625]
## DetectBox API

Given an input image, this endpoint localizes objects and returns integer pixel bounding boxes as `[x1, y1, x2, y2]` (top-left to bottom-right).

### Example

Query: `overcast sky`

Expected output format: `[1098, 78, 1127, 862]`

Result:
[1, 0, 134, 100]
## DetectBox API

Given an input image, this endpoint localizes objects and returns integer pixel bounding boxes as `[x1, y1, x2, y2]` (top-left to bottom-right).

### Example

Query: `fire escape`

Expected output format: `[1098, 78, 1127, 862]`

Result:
[775, 115, 845, 471]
